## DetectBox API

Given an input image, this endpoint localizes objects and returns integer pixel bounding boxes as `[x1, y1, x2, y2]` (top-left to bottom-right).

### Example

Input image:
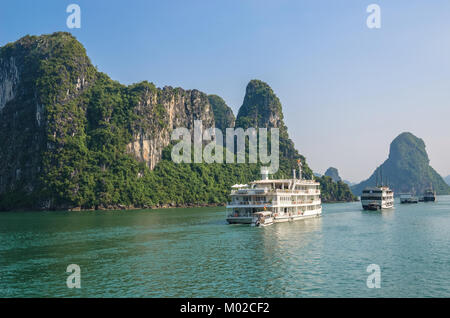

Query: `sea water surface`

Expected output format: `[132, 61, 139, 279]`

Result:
[1, 196, 450, 297]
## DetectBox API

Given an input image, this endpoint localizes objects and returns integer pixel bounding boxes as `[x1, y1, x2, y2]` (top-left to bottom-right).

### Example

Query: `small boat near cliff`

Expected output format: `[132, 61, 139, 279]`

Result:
[423, 189, 437, 202]
[400, 193, 419, 204]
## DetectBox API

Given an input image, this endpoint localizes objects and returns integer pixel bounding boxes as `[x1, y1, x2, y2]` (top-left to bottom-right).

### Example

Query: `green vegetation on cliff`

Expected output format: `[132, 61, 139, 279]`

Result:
[316, 176, 357, 202]
[235, 80, 311, 177]
[352, 132, 450, 196]
[208, 95, 235, 131]
[0, 33, 356, 210]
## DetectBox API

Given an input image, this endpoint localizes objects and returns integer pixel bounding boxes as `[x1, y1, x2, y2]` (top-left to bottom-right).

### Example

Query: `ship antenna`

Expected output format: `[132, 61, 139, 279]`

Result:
[297, 159, 303, 180]
[380, 167, 383, 187]
[376, 170, 378, 187]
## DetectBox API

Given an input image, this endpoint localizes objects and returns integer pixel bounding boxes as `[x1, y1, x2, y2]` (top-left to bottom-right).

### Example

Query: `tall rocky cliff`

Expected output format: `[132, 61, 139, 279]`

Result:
[0, 32, 356, 210]
[0, 32, 96, 204]
[352, 132, 450, 196]
[0, 32, 215, 209]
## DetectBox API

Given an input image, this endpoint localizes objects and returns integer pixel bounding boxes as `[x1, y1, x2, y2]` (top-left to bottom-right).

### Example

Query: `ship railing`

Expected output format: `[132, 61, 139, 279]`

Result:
[276, 200, 320, 206]
[230, 189, 268, 195]
[290, 200, 315, 204]
[227, 201, 272, 206]
[274, 189, 319, 194]
[230, 189, 319, 195]
[227, 212, 253, 218]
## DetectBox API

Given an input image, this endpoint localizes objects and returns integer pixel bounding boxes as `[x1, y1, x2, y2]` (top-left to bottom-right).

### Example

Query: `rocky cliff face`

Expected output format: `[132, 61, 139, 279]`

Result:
[0, 32, 215, 209]
[0, 32, 96, 202]
[127, 86, 214, 170]
[352, 132, 450, 196]
[0, 57, 19, 111]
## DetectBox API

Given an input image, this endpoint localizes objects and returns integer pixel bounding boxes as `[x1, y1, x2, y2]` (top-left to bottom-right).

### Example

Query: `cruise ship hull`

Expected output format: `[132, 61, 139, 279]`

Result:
[362, 205, 394, 211]
[226, 216, 253, 224]
[227, 208, 322, 225]
[361, 202, 394, 210]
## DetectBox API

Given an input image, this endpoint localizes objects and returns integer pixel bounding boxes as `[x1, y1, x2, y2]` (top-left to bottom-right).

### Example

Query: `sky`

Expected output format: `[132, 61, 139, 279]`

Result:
[1, 0, 450, 182]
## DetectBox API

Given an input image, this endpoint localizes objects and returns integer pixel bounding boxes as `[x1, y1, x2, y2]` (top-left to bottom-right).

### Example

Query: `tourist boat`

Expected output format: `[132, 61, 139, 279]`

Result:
[400, 193, 418, 204]
[251, 211, 274, 227]
[361, 186, 394, 210]
[423, 189, 437, 202]
[226, 161, 322, 225]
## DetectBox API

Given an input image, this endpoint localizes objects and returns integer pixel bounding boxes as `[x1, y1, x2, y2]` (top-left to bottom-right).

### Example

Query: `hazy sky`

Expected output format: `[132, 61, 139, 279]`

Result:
[1, 0, 450, 182]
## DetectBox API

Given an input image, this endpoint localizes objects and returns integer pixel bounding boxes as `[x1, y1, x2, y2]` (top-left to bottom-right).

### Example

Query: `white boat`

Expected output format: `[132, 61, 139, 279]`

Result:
[251, 211, 274, 227]
[226, 160, 322, 225]
[361, 186, 394, 210]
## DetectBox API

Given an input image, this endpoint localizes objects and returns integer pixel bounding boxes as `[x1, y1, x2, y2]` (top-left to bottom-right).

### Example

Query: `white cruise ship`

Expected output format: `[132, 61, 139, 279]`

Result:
[361, 186, 394, 210]
[226, 161, 322, 226]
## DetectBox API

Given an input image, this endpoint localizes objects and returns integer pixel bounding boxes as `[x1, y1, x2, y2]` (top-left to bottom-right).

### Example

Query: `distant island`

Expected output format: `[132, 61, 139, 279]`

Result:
[343, 180, 355, 187]
[0, 32, 356, 211]
[324, 167, 342, 182]
[352, 132, 450, 196]
[445, 175, 450, 186]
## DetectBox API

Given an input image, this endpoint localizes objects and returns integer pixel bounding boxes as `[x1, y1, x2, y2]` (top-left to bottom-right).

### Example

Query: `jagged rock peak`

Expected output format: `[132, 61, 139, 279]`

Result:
[352, 132, 450, 196]
[235, 79, 286, 130]
[324, 167, 342, 182]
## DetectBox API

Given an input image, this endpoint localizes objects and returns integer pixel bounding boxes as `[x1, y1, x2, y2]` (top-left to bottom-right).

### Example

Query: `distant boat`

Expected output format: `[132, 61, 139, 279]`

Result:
[400, 193, 419, 204]
[361, 186, 394, 210]
[423, 189, 437, 202]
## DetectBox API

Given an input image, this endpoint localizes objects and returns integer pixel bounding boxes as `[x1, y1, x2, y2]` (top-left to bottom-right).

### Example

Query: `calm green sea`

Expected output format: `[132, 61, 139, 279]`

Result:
[1, 196, 450, 297]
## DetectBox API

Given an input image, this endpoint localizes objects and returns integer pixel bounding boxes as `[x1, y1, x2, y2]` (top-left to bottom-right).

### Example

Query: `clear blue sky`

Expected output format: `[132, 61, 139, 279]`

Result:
[1, 0, 450, 182]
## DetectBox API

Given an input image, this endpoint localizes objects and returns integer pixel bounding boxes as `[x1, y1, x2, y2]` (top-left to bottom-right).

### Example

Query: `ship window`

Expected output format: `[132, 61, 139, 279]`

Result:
[362, 196, 382, 200]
